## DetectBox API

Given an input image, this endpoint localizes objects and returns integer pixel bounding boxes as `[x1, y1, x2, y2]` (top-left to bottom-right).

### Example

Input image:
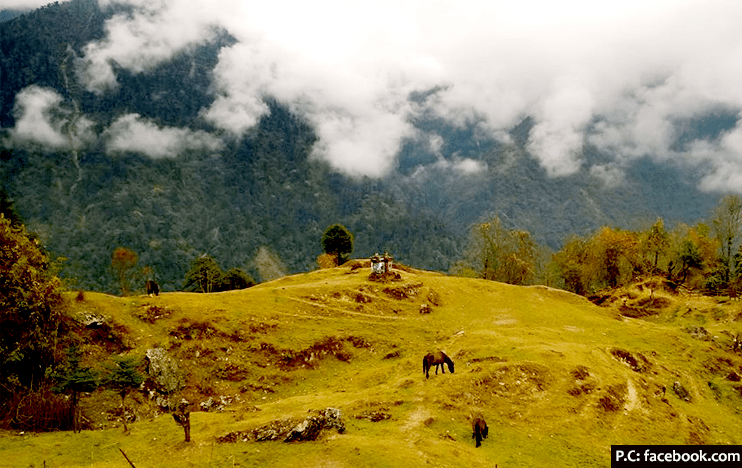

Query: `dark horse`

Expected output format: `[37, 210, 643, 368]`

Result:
[422, 351, 454, 379]
[472, 416, 488, 447]
[146, 279, 160, 296]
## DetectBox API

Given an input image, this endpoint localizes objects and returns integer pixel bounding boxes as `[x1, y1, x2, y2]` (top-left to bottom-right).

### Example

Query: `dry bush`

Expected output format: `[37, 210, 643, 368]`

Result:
[317, 253, 338, 269]
[0, 388, 74, 431]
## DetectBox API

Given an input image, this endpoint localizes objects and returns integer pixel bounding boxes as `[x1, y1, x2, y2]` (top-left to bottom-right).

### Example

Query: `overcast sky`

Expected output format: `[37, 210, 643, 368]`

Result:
[8, 0, 742, 192]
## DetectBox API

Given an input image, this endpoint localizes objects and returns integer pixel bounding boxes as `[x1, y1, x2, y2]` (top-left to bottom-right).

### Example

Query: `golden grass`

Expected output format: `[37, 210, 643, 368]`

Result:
[4, 266, 742, 467]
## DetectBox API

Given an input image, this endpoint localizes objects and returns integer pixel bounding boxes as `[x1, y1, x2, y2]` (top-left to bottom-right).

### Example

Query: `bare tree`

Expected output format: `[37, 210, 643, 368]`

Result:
[111, 247, 138, 296]
[711, 195, 742, 284]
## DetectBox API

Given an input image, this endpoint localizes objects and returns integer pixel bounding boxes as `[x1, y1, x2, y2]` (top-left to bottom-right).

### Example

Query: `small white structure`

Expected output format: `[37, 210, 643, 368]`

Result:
[370, 252, 393, 274]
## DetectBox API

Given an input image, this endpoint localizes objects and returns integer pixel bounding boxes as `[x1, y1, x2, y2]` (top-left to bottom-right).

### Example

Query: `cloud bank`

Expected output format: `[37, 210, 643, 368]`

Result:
[104, 114, 223, 157]
[17, 0, 742, 192]
[1, 0, 70, 9]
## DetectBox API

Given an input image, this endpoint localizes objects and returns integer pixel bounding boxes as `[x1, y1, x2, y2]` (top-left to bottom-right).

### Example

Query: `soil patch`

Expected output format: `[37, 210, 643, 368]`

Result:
[598, 383, 627, 412]
[382, 283, 423, 300]
[610, 348, 651, 373]
[475, 362, 551, 397]
[135, 305, 171, 323]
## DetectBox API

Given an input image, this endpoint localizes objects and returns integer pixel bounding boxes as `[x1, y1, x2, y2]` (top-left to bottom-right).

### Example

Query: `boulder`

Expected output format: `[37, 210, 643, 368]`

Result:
[284, 408, 345, 442]
[218, 407, 346, 444]
[145, 348, 185, 395]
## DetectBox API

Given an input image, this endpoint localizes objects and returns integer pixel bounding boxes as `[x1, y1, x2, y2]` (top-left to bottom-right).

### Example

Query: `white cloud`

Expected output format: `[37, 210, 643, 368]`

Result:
[589, 163, 626, 190]
[690, 121, 742, 193]
[10, 86, 68, 148]
[452, 158, 486, 175]
[309, 109, 413, 178]
[77, 0, 221, 94]
[104, 113, 222, 157]
[1, 0, 70, 9]
[65, 0, 742, 184]
[9, 85, 94, 150]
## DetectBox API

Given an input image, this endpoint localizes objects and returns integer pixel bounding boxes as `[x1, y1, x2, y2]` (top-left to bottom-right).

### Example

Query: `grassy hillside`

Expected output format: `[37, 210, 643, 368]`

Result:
[3, 264, 742, 467]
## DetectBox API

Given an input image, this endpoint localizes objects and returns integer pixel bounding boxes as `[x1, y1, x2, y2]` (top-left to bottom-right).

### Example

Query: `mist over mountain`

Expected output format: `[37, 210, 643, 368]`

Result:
[0, 0, 731, 292]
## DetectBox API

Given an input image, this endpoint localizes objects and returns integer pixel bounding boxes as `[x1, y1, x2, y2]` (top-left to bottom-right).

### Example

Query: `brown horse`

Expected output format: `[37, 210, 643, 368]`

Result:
[423, 351, 454, 379]
[472, 416, 488, 447]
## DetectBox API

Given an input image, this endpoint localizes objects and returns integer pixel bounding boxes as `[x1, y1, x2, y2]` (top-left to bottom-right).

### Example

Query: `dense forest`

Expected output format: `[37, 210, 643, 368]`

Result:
[0, 0, 726, 294]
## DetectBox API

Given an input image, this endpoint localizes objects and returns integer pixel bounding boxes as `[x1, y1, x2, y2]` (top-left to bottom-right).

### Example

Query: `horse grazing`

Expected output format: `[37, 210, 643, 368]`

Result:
[423, 351, 454, 379]
[472, 417, 488, 447]
[146, 280, 160, 296]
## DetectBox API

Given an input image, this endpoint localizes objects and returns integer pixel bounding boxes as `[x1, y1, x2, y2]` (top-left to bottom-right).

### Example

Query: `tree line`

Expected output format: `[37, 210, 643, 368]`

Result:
[458, 195, 742, 296]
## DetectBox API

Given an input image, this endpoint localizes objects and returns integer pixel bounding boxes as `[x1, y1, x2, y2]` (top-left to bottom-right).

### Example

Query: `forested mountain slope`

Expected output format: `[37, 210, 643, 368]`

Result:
[0, 0, 722, 292]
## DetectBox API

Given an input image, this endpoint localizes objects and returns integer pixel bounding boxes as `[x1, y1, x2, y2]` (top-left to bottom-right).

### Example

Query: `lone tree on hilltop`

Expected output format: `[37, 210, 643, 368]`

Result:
[322, 224, 354, 265]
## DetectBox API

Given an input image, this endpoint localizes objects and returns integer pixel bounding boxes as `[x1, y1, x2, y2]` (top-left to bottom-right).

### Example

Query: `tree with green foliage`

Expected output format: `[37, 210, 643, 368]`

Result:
[183, 255, 222, 293]
[105, 356, 144, 433]
[53, 347, 98, 433]
[551, 235, 590, 295]
[552, 227, 643, 294]
[0, 190, 22, 227]
[218, 267, 255, 291]
[592, 227, 641, 289]
[183, 256, 257, 292]
[466, 216, 539, 285]
[643, 218, 670, 272]
[322, 224, 354, 265]
[672, 239, 704, 286]
[663, 223, 718, 290]
[0, 215, 65, 394]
